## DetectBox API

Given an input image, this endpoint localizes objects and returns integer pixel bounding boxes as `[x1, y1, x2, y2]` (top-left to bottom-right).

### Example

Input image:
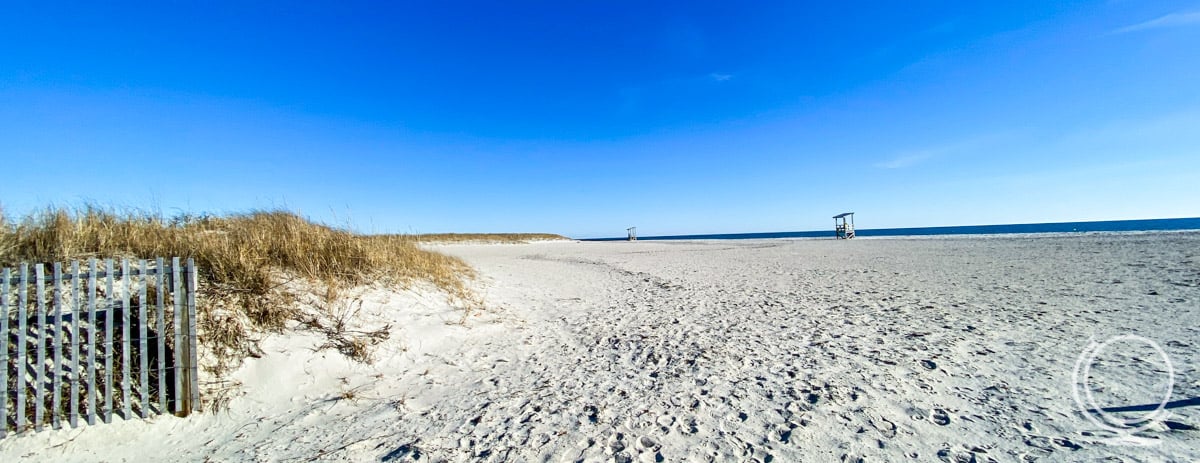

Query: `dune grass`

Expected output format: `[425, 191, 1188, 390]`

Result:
[0, 205, 479, 384]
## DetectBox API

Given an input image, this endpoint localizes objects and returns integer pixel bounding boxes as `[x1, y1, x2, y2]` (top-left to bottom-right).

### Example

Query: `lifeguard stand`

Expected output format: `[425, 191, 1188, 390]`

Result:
[833, 212, 855, 239]
[627, 227, 637, 241]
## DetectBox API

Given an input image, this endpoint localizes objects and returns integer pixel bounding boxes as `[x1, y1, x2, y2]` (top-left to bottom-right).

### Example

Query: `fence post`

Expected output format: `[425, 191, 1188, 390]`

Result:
[172, 258, 187, 416]
[186, 258, 200, 413]
[1, 268, 10, 438]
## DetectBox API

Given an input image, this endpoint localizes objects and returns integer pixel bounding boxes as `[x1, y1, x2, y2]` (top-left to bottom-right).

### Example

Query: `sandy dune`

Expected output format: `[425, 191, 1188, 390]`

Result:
[3, 233, 1198, 462]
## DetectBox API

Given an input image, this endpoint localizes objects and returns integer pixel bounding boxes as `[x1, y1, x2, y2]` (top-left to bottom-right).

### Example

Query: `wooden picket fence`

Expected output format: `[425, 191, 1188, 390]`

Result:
[0, 257, 200, 438]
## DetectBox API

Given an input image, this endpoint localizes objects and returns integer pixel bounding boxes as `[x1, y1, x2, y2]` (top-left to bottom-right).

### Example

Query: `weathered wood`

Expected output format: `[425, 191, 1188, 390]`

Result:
[103, 259, 114, 423]
[43, 271, 146, 281]
[138, 260, 150, 418]
[41, 265, 166, 281]
[172, 258, 185, 416]
[16, 264, 28, 431]
[86, 259, 97, 425]
[120, 259, 132, 419]
[69, 261, 81, 428]
[1, 268, 10, 438]
[155, 257, 167, 413]
[186, 258, 200, 412]
[35, 264, 46, 430]
[52, 263, 63, 429]
[1, 257, 201, 437]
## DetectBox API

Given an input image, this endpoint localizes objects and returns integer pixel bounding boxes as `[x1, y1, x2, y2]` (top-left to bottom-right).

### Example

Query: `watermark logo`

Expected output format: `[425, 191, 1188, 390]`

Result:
[1071, 334, 1175, 445]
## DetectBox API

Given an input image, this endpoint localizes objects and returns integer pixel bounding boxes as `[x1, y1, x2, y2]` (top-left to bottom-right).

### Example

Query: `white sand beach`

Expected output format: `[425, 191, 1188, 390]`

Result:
[3, 233, 1198, 462]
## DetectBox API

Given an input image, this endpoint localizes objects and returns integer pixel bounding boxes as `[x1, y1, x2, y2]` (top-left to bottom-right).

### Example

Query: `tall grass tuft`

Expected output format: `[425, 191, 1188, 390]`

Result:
[0, 205, 478, 390]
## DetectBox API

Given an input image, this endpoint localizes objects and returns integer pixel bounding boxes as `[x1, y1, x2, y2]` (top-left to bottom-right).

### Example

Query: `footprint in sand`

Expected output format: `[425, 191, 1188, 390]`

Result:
[677, 418, 699, 435]
[1022, 436, 1055, 453]
[869, 416, 897, 438]
[1051, 437, 1081, 451]
[930, 408, 952, 426]
[920, 359, 938, 370]
[938, 446, 999, 463]
[607, 433, 627, 454]
[777, 427, 793, 444]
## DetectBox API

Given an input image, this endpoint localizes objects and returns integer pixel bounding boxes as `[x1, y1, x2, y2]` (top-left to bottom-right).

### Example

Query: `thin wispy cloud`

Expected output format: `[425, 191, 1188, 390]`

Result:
[874, 134, 1008, 169]
[709, 73, 732, 82]
[1113, 10, 1200, 34]
[874, 150, 939, 169]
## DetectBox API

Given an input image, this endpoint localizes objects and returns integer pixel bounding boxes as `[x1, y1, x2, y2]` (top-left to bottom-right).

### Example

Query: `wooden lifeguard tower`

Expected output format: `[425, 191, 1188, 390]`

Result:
[627, 227, 637, 241]
[833, 212, 855, 239]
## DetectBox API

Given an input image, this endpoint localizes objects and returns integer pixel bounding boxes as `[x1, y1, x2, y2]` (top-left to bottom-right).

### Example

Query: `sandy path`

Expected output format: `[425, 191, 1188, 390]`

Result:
[423, 235, 1199, 462]
[3, 233, 1197, 462]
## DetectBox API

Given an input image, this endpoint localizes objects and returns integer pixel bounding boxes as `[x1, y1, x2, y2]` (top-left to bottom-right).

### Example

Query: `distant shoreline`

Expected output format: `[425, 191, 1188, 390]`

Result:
[581, 217, 1200, 241]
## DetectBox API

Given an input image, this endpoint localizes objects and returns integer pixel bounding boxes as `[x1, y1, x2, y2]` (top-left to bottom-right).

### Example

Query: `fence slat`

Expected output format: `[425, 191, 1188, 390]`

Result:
[186, 258, 200, 413]
[52, 263, 63, 429]
[172, 258, 184, 416]
[156, 257, 167, 413]
[86, 259, 97, 425]
[103, 259, 114, 424]
[69, 261, 80, 428]
[120, 259, 132, 419]
[138, 260, 150, 418]
[34, 264, 46, 431]
[1, 268, 10, 438]
[15, 263, 29, 434]
[16, 264, 28, 431]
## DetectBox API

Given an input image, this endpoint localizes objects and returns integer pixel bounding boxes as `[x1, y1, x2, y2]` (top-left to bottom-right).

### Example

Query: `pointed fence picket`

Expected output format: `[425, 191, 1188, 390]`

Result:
[69, 261, 81, 428]
[52, 263, 63, 429]
[16, 264, 27, 432]
[103, 259, 113, 424]
[86, 259, 97, 426]
[138, 259, 150, 419]
[0, 258, 200, 437]
[35, 264, 46, 430]
[0, 268, 9, 439]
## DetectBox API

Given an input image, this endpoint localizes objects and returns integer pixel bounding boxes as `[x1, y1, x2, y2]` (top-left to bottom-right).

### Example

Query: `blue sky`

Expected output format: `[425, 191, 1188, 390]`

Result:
[2, 1, 1198, 238]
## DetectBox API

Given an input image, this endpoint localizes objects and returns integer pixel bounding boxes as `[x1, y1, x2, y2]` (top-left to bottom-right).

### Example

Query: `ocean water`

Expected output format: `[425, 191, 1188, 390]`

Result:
[583, 217, 1200, 241]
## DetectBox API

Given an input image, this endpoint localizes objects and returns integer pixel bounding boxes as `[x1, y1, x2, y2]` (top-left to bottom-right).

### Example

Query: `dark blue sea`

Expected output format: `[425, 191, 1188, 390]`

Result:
[582, 217, 1200, 241]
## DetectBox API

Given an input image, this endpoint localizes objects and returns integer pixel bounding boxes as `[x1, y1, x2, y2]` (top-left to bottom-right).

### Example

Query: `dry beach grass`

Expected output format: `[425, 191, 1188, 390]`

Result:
[0, 205, 480, 383]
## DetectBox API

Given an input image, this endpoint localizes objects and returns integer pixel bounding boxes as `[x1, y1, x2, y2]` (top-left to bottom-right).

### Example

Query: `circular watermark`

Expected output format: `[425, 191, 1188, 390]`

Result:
[1071, 334, 1175, 440]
